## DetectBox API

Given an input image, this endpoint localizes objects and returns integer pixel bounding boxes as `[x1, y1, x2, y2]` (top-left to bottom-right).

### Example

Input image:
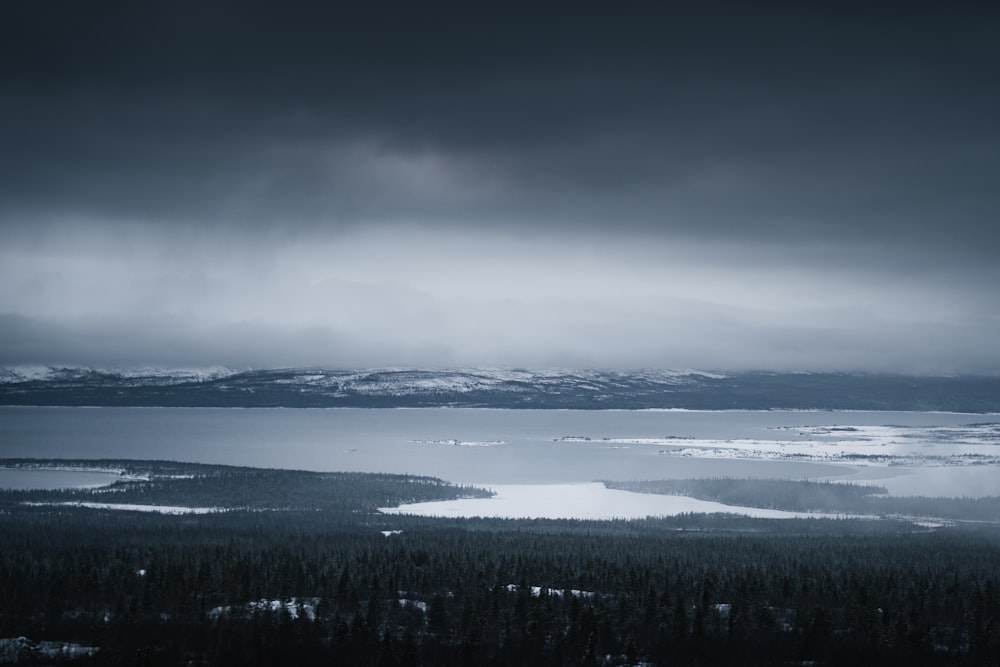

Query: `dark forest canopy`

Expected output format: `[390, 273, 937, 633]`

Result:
[2, 499, 1000, 665]
[1, 460, 1000, 664]
[0, 459, 492, 514]
[4, 460, 998, 525]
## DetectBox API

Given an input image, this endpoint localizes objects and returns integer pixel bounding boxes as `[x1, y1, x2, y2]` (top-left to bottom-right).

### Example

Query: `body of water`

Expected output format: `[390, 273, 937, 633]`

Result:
[1, 407, 997, 497]
[0, 468, 123, 490]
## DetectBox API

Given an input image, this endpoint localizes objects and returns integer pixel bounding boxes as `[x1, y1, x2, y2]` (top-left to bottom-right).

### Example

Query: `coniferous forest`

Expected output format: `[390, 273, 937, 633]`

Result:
[1, 461, 999, 666]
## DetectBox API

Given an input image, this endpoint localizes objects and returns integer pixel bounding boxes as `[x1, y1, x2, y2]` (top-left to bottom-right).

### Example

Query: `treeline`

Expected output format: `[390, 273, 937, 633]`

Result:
[605, 478, 1000, 523]
[0, 460, 492, 514]
[2, 462, 1000, 664]
[1, 509, 1000, 664]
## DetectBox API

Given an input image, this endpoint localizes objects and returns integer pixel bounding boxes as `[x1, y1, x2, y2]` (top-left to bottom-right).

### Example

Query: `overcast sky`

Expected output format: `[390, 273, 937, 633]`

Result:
[1, 1, 998, 373]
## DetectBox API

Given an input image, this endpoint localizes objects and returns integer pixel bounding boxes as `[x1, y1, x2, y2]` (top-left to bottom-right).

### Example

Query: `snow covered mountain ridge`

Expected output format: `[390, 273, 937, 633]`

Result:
[0, 366, 723, 390]
[1, 367, 999, 412]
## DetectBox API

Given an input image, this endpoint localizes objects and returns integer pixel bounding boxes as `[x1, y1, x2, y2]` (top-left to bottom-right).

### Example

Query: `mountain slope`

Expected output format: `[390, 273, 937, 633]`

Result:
[2, 367, 998, 411]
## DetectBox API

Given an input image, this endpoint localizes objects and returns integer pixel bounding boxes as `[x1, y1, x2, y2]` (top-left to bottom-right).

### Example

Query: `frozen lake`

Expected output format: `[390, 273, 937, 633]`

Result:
[381, 482, 866, 520]
[0, 467, 123, 490]
[1, 407, 997, 498]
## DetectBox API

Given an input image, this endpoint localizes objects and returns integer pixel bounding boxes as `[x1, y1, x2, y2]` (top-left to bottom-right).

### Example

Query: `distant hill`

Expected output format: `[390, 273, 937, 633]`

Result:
[2, 367, 998, 411]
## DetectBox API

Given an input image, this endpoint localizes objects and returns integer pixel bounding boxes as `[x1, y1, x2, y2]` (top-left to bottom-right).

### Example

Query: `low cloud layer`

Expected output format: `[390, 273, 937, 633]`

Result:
[1, 2, 997, 373]
[1, 226, 995, 373]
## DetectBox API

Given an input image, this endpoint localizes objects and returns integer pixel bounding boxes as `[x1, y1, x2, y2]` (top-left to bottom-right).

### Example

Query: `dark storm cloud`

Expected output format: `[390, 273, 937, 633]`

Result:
[1, 2, 998, 371]
[3, 2, 998, 255]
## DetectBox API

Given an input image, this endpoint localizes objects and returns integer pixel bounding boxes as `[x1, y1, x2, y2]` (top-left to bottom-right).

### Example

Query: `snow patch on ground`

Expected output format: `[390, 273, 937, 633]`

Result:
[209, 597, 319, 621]
[505, 584, 595, 598]
[0, 636, 99, 662]
[398, 599, 428, 613]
